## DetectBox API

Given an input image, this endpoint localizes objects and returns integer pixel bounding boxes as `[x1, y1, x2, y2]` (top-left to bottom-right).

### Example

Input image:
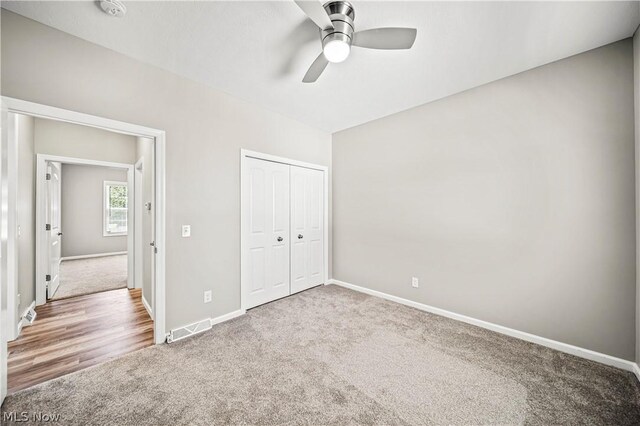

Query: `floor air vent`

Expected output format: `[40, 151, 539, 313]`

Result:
[23, 307, 37, 325]
[167, 318, 211, 343]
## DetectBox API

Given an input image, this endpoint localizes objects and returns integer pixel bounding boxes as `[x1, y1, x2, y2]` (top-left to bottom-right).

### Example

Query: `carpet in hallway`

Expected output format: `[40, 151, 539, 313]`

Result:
[52, 255, 127, 300]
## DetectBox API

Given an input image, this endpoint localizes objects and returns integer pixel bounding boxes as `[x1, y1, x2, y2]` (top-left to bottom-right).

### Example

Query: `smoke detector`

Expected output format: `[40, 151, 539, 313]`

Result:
[100, 0, 126, 18]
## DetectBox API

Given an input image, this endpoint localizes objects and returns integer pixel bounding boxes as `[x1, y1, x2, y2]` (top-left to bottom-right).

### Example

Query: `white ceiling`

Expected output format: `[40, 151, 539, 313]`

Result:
[3, 1, 639, 133]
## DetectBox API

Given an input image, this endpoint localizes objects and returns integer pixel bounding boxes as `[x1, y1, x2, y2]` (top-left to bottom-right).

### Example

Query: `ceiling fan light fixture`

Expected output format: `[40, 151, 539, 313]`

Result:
[323, 33, 351, 63]
[296, 0, 417, 82]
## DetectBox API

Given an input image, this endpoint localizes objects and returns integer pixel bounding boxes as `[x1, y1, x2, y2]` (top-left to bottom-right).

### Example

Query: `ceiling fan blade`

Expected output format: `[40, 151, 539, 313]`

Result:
[302, 52, 329, 83]
[294, 1, 334, 30]
[352, 28, 417, 50]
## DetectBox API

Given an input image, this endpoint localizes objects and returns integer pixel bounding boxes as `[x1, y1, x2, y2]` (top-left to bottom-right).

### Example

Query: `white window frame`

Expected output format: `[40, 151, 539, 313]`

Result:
[103, 180, 129, 237]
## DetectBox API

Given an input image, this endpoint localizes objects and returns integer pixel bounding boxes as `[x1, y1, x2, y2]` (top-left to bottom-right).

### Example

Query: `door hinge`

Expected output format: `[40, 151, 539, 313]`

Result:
[45, 224, 51, 231]
[45, 274, 51, 282]
[46, 173, 51, 181]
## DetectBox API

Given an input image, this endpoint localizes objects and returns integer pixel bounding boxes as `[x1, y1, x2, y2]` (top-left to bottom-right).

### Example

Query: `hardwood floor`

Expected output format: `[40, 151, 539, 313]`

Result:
[7, 288, 153, 394]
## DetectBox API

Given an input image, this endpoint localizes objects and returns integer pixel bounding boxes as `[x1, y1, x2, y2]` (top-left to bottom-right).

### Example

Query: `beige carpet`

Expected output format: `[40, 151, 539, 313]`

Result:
[52, 255, 127, 300]
[3, 285, 639, 425]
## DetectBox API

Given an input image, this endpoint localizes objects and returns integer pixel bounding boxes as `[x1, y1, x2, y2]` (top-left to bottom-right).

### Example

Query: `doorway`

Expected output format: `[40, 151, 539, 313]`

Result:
[36, 156, 134, 303]
[0, 97, 166, 401]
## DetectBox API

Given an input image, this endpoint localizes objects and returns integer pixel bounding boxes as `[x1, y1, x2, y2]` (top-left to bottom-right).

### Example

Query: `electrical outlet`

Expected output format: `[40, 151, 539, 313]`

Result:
[412, 277, 419, 288]
[17, 293, 21, 308]
[204, 290, 212, 303]
[182, 225, 191, 238]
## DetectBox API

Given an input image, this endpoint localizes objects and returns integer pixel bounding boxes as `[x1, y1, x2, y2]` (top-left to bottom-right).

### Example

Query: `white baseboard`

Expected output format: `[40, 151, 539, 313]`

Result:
[328, 279, 640, 378]
[210, 309, 245, 326]
[61, 251, 127, 261]
[142, 294, 153, 320]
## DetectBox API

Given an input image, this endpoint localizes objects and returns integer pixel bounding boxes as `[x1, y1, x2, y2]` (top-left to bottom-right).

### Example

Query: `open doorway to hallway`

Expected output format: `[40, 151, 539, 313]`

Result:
[47, 161, 131, 301]
[3, 113, 157, 394]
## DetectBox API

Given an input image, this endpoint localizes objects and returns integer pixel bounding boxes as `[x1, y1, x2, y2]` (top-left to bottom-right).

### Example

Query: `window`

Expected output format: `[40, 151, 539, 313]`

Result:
[104, 181, 128, 236]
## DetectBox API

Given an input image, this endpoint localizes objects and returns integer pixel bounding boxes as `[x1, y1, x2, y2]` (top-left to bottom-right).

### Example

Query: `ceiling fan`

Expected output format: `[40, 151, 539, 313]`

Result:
[294, 0, 417, 83]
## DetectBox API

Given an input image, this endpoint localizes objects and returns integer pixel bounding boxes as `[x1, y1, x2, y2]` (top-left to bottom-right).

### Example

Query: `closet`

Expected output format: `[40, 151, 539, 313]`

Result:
[242, 154, 325, 309]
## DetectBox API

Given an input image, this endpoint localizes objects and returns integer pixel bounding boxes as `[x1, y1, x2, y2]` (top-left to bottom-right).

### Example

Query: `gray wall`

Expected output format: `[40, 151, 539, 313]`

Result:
[136, 137, 154, 306]
[16, 114, 35, 323]
[35, 117, 137, 164]
[35, 116, 136, 258]
[0, 11, 332, 330]
[333, 40, 635, 360]
[60, 164, 128, 258]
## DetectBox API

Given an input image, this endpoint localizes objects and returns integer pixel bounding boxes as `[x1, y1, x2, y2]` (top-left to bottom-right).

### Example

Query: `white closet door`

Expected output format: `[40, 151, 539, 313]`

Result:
[290, 165, 324, 294]
[243, 158, 291, 309]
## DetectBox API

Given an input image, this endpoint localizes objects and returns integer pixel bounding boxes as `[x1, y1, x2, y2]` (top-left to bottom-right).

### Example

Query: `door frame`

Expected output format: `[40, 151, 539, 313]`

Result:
[0, 99, 167, 407]
[134, 157, 155, 319]
[35, 154, 134, 305]
[3, 114, 19, 345]
[240, 149, 329, 311]
[134, 157, 144, 293]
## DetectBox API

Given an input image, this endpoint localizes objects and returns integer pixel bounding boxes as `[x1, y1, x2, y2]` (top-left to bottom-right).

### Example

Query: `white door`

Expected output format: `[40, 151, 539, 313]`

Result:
[243, 158, 290, 309]
[290, 165, 324, 294]
[46, 162, 62, 299]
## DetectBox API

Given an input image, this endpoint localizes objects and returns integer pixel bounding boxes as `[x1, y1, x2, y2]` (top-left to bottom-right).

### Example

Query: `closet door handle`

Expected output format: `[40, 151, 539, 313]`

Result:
[277, 236, 283, 242]
[298, 234, 303, 239]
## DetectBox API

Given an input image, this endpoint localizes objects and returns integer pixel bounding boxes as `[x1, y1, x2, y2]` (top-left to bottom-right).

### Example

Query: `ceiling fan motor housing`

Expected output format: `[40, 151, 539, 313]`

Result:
[321, 1, 355, 50]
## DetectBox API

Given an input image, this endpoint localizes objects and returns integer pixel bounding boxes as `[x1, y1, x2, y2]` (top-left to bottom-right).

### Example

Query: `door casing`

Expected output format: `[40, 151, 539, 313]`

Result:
[134, 158, 144, 294]
[134, 157, 156, 318]
[240, 149, 329, 311]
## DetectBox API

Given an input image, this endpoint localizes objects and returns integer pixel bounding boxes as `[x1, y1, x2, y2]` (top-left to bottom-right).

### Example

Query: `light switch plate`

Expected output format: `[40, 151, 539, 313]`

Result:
[182, 225, 191, 238]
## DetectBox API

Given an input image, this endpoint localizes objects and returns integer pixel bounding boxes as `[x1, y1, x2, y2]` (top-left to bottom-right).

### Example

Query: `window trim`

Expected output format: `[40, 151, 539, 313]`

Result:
[103, 180, 128, 237]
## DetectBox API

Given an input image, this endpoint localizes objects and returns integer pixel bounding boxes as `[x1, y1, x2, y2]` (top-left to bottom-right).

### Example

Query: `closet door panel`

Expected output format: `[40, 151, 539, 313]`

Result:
[249, 248, 266, 293]
[243, 158, 290, 309]
[290, 165, 324, 294]
[306, 169, 323, 283]
[270, 167, 289, 292]
[291, 170, 307, 289]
